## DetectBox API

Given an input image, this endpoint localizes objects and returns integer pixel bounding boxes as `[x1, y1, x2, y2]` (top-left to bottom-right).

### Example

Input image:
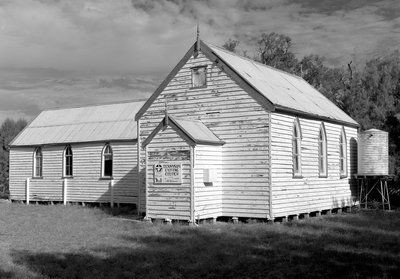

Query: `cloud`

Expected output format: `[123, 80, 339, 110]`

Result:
[1, 0, 398, 72]
[0, 69, 159, 123]
[0, 0, 196, 74]
[0, 0, 398, 123]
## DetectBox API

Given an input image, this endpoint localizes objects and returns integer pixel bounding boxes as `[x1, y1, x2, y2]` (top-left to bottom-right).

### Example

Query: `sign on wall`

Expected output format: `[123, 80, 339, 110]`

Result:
[153, 162, 182, 184]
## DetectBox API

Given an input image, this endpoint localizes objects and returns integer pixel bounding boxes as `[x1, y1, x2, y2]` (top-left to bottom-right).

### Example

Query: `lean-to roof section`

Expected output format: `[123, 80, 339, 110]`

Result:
[206, 43, 358, 127]
[10, 101, 145, 146]
[143, 115, 225, 147]
[172, 117, 224, 145]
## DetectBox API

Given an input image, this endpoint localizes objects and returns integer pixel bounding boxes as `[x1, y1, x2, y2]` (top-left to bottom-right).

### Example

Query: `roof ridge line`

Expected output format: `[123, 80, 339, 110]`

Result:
[42, 99, 147, 112]
[30, 119, 135, 128]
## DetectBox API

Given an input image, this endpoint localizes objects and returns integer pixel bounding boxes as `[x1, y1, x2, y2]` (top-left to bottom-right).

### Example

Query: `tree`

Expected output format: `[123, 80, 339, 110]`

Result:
[222, 38, 240, 53]
[295, 55, 326, 88]
[256, 32, 298, 72]
[227, 32, 400, 185]
[0, 118, 27, 197]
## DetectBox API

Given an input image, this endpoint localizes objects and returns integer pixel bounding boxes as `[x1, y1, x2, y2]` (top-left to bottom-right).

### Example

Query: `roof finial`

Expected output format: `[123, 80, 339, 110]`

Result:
[195, 22, 201, 56]
[196, 21, 200, 41]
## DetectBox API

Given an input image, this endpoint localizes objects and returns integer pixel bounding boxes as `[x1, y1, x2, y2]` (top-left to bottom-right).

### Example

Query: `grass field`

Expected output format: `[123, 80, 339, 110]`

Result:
[0, 202, 399, 279]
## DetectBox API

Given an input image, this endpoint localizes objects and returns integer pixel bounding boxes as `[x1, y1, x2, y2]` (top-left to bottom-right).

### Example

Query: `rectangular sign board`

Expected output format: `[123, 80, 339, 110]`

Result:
[153, 162, 182, 184]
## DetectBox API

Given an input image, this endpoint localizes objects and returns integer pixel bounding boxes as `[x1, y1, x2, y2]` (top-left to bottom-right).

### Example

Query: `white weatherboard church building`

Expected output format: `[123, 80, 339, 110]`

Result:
[9, 38, 359, 222]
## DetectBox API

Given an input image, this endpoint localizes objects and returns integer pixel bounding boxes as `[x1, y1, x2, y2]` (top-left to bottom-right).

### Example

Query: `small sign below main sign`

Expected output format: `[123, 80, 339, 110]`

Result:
[153, 162, 182, 184]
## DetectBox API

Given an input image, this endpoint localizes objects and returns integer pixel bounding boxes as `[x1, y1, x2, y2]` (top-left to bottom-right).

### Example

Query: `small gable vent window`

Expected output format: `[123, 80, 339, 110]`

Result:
[191, 66, 207, 88]
[102, 144, 113, 178]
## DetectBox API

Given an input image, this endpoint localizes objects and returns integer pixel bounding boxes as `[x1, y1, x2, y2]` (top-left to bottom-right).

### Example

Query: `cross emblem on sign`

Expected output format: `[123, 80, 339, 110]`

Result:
[155, 164, 163, 172]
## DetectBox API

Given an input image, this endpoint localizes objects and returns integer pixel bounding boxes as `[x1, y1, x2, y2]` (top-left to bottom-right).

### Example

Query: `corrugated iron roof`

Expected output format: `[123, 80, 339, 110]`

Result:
[206, 42, 358, 126]
[10, 101, 145, 146]
[143, 115, 224, 147]
[171, 117, 224, 145]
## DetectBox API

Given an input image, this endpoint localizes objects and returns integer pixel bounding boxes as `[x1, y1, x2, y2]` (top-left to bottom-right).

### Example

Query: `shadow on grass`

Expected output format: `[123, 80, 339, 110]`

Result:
[0, 270, 14, 279]
[10, 211, 400, 279]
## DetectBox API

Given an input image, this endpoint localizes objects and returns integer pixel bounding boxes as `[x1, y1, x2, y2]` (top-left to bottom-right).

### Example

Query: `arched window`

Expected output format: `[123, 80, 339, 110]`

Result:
[339, 128, 347, 177]
[33, 147, 43, 177]
[319, 123, 328, 177]
[102, 144, 113, 178]
[292, 118, 302, 177]
[64, 145, 73, 177]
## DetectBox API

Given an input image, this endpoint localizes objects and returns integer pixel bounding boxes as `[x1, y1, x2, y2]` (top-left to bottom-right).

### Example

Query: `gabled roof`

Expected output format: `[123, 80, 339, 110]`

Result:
[135, 40, 359, 127]
[10, 101, 145, 147]
[143, 115, 224, 147]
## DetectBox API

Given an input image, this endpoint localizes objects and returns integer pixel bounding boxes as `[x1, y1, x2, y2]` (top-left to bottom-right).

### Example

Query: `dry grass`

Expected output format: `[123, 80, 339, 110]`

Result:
[0, 202, 399, 278]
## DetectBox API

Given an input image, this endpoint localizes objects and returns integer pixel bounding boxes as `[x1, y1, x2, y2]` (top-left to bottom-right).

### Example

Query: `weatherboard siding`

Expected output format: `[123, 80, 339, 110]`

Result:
[194, 144, 223, 219]
[270, 112, 358, 217]
[146, 127, 192, 220]
[9, 142, 138, 204]
[139, 50, 271, 219]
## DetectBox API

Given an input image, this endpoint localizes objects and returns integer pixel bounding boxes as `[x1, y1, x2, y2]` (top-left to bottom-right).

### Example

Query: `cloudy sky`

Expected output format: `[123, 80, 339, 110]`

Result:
[0, 0, 399, 123]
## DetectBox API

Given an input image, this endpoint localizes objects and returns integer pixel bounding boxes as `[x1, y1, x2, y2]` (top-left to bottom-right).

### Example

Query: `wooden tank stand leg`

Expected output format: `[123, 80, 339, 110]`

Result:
[387, 181, 391, 211]
[358, 178, 363, 208]
[364, 180, 369, 209]
[384, 180, 391, 210]
[380, 180, 385, 210]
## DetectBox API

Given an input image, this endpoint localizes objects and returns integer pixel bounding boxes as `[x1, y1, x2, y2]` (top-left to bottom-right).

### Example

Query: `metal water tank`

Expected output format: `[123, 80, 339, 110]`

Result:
[357, 129, 389, 176]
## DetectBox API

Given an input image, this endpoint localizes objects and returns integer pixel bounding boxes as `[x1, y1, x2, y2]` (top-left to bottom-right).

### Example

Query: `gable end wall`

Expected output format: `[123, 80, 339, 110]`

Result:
[139, 50, 271, 219]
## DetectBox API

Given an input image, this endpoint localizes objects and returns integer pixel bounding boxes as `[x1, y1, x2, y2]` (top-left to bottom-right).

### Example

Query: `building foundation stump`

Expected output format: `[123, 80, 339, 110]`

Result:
[143, 216, 152, 223]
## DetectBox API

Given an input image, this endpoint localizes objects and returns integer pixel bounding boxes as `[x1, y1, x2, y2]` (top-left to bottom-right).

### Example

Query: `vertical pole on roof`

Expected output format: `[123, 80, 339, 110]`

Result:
[63, 178, 67, 205]
[196, 22, 200, 51]
[194, 22, 200, 58]
[110, 179, 114, 208]
[26, 177, 30, 205]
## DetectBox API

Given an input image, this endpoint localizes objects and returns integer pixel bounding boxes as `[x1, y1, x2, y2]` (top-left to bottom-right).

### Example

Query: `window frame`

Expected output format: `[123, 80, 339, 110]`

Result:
[63, 145, 73, 178]
[190, 66, 207, 89]
[318, 123, 328, 178]
[339, 127, 348, 178]
[33, 147, 43, 178]
[292, 118, 302, 178]
[101, 143, 113, 179]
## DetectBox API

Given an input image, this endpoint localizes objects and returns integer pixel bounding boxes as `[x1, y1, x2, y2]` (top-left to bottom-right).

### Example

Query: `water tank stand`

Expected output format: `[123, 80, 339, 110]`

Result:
[355, 175, 391, 210]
